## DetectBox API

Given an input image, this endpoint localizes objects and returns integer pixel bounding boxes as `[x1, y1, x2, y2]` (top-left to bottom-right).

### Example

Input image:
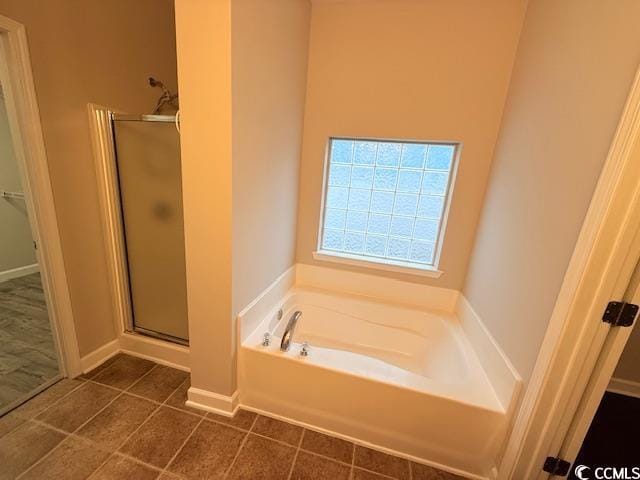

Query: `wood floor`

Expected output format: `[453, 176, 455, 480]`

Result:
[0, 273, 59, 412]
[0, 354, 463, 479]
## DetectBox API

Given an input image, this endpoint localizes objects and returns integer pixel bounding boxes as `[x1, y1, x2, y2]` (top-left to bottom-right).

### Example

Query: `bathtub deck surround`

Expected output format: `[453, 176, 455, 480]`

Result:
[0, 353, 462, 480]
[238, 264, 521, 479]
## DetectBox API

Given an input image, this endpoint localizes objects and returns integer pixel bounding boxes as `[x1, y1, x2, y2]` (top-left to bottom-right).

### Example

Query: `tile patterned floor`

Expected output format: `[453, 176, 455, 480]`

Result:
[0, 354, 464, 479]
[0, 273, 59, 412]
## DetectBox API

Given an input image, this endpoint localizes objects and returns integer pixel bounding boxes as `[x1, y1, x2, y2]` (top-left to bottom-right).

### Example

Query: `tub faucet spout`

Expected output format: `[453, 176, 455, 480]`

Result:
[280, 311, 302, 352]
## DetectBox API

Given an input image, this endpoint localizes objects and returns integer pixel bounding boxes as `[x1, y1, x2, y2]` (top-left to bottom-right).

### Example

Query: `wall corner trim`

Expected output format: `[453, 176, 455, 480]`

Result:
[186, 387, 239, 417]
[456, 294, 522, 413]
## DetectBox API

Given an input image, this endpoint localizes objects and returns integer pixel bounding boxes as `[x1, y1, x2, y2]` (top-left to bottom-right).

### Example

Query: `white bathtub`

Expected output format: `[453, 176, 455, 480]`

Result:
[239, 268, 515, 479]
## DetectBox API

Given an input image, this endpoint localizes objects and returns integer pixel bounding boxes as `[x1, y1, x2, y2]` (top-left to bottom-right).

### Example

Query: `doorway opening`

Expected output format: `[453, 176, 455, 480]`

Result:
[0, 14, 79, 415]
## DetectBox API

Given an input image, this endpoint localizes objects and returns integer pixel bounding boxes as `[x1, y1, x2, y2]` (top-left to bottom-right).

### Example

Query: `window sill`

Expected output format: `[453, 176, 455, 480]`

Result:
[312, 250, 443, 278]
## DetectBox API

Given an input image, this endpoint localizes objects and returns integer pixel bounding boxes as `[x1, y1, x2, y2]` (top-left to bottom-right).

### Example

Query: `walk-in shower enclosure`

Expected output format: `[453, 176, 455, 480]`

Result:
[110, 113, 188, 344]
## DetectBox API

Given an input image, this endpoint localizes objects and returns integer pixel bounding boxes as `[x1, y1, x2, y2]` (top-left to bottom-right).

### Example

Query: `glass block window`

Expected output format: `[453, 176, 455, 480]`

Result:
[319, 138, 458, 270]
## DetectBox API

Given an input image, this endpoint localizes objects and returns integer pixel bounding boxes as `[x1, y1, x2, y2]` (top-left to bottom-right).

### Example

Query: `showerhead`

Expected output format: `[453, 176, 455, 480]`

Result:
[148, 76, 178, 114]
[149, 77, 164, 89]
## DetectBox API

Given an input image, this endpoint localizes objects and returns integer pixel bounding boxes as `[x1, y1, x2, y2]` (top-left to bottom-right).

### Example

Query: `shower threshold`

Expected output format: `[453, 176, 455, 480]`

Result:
[129, 326, 189, 347]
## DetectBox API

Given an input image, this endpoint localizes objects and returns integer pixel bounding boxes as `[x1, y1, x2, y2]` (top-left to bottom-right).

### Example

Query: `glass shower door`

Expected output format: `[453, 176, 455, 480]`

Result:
[111, 114, 188, 343]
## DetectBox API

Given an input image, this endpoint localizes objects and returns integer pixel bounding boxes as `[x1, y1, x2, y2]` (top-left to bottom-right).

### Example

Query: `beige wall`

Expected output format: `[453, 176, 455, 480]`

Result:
[615, 323, 640, 385]
[0, 93, 37, 272]
[295, 0, 526, 289]
[175, 0, 311, 396]
[463, 0, 640, 383]
[0, 0, 178, 356]
[231, 0, 311, 315]
[175, 0, 234, 395]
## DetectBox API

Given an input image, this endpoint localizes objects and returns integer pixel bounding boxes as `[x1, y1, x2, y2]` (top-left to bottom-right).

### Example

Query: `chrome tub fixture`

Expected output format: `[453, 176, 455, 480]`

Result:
[280, 311, 302, 352]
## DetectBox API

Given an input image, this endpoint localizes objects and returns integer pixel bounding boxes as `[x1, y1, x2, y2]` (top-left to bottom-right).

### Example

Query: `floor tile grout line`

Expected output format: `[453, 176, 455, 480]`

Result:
[84, 356, 121, 383]
[243, 428, 305, 449]
[351, 443, 356, 480]
[203, 417, 358, 469]
[0, 413, 31, 439]
[85, 377, 202, 417]
[123, 363, 160, 393]
[286, 427, 306, 480]
[16, 388, 128, 480]
[31, 429, 166, 478]
[154, 377, 210, 480]
[351, 445, 412, 480]
[295, 444, 355, 468]
[158, 376, 211, 479]
[7, 362, 192, 480]
[13, 377, 87, 421]
[9, 361, 428, 480]
[87, 369, 191, 479]
[20, 420, 162, 476]
[161, 415, 207, 479]
[203, 413, 259, 434]
[90, 358, 158, 395]
[86, 451, 166, 480]
[353, 465, 402, 480]
[13, 423, 163, 480]
[86, 400, 161, 478]
[222, 413, 258, 479]
[79, 352, 122, 381]
[14, 425, 71, 480]
[18, 363, 164, 480]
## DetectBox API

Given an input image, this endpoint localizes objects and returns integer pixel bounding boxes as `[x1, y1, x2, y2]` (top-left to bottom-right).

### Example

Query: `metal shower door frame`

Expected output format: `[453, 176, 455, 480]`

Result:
[109, 112, 189, 347]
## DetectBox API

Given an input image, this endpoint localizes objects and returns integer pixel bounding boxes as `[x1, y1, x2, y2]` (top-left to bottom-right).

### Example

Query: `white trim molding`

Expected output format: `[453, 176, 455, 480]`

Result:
[186, 387, 239, 417]
[80, 339, 120, 374]
[87, 103, 134, 339]
[119, 332, 190, 371]
[0, 14, 81, 377]
[607, 377, 640, 400]
[0, 263, 39, 283]
[80, 334, 190, 375]
[312, 250, 443, 278]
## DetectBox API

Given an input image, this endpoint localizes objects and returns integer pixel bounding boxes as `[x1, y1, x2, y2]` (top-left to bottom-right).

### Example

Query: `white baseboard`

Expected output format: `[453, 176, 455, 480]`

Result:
[186, 387, 239, 417]
[456, 295, 522, 414]
[119, 332, 189, 371]
[608, 377, 640, 399]
[0, 263, 39, 283]
[79, 333, 190, 375]
[295, 263, 459, 313]
[80, 339, 120, 373]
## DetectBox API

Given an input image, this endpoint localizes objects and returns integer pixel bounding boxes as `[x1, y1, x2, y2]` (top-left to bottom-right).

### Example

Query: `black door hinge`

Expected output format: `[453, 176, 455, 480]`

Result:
[543, 456, 571, 476]
[602, 301, 639, 327]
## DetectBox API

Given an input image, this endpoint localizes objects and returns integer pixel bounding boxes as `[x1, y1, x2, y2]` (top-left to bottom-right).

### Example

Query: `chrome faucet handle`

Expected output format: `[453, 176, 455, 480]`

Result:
[300, 342, 309, 357]
[262, 332, 271, 347]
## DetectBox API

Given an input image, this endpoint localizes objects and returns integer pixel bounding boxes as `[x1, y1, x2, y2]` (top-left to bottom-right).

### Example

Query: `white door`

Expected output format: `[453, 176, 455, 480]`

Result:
[551, 254, 640, 476]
